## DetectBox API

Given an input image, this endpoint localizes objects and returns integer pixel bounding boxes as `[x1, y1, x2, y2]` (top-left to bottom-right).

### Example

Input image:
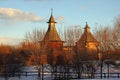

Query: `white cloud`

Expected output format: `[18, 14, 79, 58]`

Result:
[0, 8, 65, 23]
[24, 0, 44, 1]
[80, 6, 86, 10]
[0, 8, 41, 22]
[55, 16, 64, 21]
[0, 37, 22, 45]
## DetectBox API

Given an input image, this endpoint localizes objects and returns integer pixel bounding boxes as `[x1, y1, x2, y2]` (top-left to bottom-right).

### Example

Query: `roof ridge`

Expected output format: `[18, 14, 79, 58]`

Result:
[42, 11, 62, 42]
[78, 23, 98, 43]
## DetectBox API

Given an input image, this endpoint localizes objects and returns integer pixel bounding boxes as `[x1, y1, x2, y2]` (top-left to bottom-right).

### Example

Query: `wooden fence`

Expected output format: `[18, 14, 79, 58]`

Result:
[0, 71, 120, 79]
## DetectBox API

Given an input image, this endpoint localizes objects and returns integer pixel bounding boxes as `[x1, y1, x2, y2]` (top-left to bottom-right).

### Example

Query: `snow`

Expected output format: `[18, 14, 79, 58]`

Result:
[0, 76, 120, 80]
[0, 64, 120, 80]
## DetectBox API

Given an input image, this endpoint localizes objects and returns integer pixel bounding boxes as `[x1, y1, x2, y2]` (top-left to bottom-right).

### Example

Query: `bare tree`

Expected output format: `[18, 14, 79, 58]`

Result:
[94, 19, 120, 60]
[62, 25, 84, 79]
[63, 25, 82, 46]
[0, 45, 25, 80]
[113, 15, 120, 50]
[21, 28, 46, 80]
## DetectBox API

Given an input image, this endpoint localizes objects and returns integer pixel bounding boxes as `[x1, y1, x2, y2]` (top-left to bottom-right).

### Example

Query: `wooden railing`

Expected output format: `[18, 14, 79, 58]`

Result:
[0, 71, 120, 79]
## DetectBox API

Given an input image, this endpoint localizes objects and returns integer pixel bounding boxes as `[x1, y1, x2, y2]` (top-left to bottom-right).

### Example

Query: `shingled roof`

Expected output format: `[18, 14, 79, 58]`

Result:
[47, 14, 56, 23]
[42, 12, 62, 42]
[78, 23, 97, 43]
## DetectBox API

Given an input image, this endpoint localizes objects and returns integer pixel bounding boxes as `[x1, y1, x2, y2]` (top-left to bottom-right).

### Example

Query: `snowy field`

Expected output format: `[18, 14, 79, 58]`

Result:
[0, 64, 120, 80]
[0, 76, 120, 80]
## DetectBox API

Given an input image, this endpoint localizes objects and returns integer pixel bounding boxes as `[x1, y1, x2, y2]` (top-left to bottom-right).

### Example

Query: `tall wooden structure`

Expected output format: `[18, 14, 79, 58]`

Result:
[41, 10, 65, 65]
[76, 22, 99, 60]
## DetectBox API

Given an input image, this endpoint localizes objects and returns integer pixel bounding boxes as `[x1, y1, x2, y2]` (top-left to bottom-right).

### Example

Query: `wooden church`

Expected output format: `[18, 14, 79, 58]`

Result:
[27, 10, 99, 65]
[40, 10, 66, 65]
[76, 22, 99, 61]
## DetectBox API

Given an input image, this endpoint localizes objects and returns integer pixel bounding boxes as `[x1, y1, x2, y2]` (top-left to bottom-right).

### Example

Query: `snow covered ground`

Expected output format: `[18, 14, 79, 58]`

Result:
[0, 76, 120, 80]
[0, 64, 120, 80]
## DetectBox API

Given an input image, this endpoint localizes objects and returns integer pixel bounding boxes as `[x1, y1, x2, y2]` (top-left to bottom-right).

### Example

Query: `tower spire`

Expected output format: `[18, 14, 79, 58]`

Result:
[51, 8, 53, 15]
[86, 21, 88, 25]
[43, 9, 61, 42]
[85, 21, 90, 29]
[47, 8, 56, 23]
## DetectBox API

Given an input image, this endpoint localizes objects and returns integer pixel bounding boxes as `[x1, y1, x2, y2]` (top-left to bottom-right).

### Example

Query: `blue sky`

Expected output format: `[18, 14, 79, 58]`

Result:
[0, 0, 120, 45]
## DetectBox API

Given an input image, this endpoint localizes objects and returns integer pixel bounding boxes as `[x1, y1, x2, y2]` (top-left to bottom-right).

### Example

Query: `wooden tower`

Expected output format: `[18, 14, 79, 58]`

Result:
[41, 10, 65, 65]
[76, 22, 99, 61]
